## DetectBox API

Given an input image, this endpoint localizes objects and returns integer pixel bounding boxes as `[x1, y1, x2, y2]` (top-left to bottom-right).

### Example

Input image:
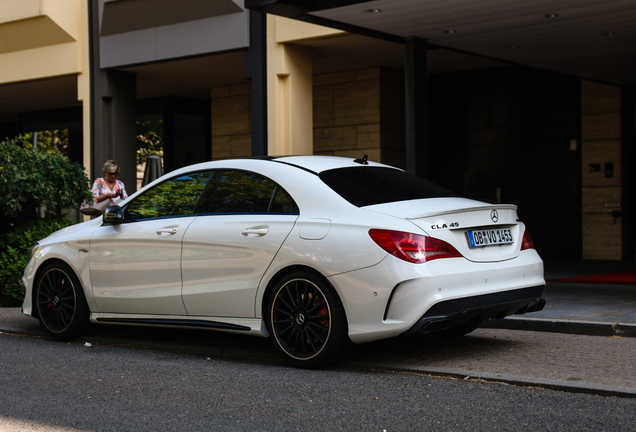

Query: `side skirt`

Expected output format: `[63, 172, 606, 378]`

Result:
[90, 313, 269, 337]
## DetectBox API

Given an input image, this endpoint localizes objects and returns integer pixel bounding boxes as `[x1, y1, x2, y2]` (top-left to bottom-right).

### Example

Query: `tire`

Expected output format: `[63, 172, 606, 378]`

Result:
[267, 271, 349, 368]
[34, 262, 90, 339]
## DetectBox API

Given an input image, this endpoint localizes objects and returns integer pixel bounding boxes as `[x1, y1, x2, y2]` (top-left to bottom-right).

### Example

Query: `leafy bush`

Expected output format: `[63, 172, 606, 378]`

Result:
[22, 129, 71, 158]
[0, 137, 92, 306]
[0, 218, 71, 307]
[0, 137, 93, 220]
[137, 119, 164, 166]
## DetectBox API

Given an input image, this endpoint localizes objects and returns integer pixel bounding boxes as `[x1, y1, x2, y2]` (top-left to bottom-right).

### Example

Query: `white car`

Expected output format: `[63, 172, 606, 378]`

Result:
[22, 155, 545, 367]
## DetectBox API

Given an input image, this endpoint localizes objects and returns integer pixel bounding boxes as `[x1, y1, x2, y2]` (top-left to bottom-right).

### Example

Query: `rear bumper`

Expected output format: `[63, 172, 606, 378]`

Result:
[330, 249, 545, 343]
[403, 284, 546, 335]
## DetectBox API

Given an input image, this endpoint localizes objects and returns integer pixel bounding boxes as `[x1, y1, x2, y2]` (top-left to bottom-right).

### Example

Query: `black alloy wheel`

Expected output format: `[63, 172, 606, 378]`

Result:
[35, 262, 89, 338]
[268, 271, 348, 368]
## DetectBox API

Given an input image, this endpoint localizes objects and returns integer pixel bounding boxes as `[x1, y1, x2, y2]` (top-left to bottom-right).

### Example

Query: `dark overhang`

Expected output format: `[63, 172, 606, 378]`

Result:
[246, 0, 636, 89]
[246, 0, 405, 44]
[246, 0, 371, 17]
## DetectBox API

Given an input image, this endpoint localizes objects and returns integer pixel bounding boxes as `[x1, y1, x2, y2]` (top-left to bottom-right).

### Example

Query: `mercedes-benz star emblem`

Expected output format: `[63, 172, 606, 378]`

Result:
[296, 313, 306, 325]
[490, 209, 499, 223]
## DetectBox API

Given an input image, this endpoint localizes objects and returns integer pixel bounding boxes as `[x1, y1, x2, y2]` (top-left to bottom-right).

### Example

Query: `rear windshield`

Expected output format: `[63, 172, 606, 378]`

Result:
[319, 166, 458, 207]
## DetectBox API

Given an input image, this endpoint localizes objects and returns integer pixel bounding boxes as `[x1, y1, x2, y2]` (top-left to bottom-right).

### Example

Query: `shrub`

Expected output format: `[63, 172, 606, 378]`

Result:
[0, 218, 72, 307]
[0, 137, 92, 306]
[0, 137, 93, 221]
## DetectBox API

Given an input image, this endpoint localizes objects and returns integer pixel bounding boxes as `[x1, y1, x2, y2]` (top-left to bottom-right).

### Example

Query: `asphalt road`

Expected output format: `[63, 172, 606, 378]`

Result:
[1, 332, 636, 432]
[2, 308, 636, 431]
[2, 308, 636, 397]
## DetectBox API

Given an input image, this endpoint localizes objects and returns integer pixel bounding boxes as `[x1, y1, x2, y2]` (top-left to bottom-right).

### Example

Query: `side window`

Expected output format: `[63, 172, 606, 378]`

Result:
[270, 187, 298, 213]
[125, 171, 213, 221]
[195, 170, 299, 215]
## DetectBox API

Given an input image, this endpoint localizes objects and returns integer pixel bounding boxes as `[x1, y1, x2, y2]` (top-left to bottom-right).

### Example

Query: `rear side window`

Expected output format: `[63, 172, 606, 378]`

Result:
[319, 166, 458, 207]
[269, 187, 297, 213]
[195, 169, 299, 215]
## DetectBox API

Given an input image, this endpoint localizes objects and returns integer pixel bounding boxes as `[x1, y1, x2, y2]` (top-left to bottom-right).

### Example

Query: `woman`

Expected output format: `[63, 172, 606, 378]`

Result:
[91, 160, 128, 206]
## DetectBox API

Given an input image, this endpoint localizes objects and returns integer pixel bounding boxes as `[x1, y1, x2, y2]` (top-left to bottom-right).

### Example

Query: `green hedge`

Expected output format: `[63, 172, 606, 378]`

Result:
[1, 137, 93, 220]
[0, 137, 92, 307]
[0, 218, 72, 307]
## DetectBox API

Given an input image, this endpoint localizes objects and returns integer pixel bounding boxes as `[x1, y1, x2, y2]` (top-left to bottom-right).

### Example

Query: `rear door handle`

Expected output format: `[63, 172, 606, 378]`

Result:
[156, 227, 179, 235]
[242, 226, 269, 236]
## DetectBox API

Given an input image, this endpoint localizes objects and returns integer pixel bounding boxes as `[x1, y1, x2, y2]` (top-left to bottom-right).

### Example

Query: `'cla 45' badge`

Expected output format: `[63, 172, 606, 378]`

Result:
[431, 222, 459, 230]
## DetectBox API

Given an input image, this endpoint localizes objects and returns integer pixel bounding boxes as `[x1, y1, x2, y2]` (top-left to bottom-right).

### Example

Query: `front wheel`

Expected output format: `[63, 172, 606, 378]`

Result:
[267, 271, 349, 368]
[34, 262, 90, 339]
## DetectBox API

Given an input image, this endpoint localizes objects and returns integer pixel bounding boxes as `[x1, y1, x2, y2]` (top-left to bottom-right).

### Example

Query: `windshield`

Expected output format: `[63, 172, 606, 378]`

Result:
[319, 166, 458, 207]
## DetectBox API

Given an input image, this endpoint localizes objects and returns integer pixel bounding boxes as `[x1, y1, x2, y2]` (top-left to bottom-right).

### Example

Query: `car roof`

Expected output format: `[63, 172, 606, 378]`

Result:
[166, 155, 398, 178]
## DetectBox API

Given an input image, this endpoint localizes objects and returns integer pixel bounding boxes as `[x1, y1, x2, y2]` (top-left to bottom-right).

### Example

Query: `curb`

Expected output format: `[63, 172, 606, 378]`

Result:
[481, 316, 636, 338]
[359, 365, 636, 399]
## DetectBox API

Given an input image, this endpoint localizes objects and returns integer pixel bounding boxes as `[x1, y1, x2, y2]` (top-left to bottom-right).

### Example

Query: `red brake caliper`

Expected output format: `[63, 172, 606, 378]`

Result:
[316, 298, 329, 325]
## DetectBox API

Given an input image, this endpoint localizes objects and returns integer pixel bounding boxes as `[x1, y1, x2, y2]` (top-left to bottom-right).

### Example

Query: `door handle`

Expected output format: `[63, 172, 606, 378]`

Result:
[242, 226, 269, 236]
[156, 227, 179, 235]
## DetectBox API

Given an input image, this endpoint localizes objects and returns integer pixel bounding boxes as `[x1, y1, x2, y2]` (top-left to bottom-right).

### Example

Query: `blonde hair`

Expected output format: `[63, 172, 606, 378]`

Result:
[103, 160, 120, 174]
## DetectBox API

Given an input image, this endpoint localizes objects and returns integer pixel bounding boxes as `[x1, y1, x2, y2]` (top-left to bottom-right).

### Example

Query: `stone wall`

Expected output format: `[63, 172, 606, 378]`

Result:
[312, 67, 405, 168]
[210, 67, 406, 167]
[581, 80, 623, 260]
[211, 83, 252, 160]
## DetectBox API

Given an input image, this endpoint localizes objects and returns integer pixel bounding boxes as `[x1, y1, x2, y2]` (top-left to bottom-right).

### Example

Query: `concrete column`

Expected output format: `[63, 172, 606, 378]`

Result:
[90, 70, 137, 194]
[89, 0, 137, 193]
[245, 10, 267, 157]
[628, 92, 636, 259]
[79, 0, 91, 181]
[404, 37, 428, 178]
[266, 15, 313, 156]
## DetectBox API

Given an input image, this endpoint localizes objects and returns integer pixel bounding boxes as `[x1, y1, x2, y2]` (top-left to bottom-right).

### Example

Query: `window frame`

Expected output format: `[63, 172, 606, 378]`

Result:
[120, 168, 299, 224]
[194, 168, 299, 216]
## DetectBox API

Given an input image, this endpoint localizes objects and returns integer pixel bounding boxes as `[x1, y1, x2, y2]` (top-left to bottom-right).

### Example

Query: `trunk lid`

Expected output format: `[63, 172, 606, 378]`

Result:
[364, 198, 523, 262]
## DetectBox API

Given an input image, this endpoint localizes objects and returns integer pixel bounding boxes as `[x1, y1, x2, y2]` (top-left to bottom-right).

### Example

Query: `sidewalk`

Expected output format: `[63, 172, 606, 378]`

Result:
[484, 260, 636, 337]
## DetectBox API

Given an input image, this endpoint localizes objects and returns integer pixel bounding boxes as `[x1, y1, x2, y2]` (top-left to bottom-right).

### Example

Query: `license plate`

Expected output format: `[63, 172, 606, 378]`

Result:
[467, 228, 513, 247]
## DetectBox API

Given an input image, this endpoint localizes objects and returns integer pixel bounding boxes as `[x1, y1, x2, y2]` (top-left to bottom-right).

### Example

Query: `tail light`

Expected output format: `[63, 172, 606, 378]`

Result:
[521, 228, 535, 250]
[369, 229, 462, 264]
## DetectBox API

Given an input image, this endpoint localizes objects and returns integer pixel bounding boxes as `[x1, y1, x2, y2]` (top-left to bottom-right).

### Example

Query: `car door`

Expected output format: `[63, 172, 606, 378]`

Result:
[89, 171, 213, 315]
[181, 169, 299, 318]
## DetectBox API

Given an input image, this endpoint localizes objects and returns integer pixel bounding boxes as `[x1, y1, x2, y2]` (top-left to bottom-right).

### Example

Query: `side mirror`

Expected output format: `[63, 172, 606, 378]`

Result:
[103, 205, 124, 224]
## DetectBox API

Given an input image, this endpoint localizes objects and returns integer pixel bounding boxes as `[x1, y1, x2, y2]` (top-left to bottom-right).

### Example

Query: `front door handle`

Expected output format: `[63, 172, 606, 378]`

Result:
[156, 227, 179, 235]
[242, 226, 269, 236]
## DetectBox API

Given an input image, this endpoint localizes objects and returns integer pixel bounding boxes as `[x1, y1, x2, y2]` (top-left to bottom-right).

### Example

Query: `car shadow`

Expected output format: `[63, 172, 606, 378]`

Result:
[17, 318, 526, 369]
[70, 322, 281, 361]
[345, 330, 523, 366]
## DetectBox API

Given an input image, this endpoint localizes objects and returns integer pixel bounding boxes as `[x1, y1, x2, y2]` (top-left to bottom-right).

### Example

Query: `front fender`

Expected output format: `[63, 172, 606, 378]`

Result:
[22, 220, 102, 316]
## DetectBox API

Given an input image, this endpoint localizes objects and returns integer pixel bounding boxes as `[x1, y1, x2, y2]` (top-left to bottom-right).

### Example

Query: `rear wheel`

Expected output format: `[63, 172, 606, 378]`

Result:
[34, 262, 90, 339]
[267, 271, 349, 368]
